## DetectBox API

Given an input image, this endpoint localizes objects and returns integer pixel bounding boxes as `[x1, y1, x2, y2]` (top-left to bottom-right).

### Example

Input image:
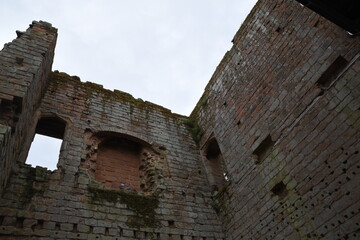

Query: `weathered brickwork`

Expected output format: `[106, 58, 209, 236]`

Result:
[0, 21, 57, 193]
[0, 0, 359, 239]
[191, 0, 360, 239]
[93, 138, 142, 190]
[0, 124, 11, 191]
[0, 69, 224, 239]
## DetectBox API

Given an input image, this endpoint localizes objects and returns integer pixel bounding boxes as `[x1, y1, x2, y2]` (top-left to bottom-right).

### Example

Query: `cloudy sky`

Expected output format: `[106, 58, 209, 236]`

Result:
[1, 0, 257, 169]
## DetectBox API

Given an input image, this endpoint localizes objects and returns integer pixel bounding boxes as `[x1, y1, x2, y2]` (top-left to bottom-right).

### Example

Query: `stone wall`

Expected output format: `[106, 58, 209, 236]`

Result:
[0, 69, 224, 239]
[191, 0, 360, 239]
[1, 0, 360, 239]
[0, 124, 11, 191]
[0, 21, 57, 194]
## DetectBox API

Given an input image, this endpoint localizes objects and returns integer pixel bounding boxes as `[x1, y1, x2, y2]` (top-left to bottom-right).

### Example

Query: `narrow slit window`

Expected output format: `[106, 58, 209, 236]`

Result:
[253, 134, 274, 164]
[316, 55, 348, 88]
[26, 116, 66, 170]
[203, 137, 228, 191]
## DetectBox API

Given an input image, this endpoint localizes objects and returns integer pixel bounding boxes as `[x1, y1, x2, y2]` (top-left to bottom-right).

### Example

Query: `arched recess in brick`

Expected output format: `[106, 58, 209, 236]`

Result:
[82, 130, 168, 193]
[202, 136, 228, 191]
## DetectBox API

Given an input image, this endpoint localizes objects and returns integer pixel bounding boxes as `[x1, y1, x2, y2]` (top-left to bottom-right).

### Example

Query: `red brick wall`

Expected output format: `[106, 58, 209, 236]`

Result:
[95, 138, 141, 190]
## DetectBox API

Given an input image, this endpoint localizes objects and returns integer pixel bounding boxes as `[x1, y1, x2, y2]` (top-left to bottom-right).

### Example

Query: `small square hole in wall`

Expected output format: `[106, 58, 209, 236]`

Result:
[271, 181, 288, 198]
[16, 217, 24, 228]
[168, 220, 175, 227]
[36, 220, 44, 230]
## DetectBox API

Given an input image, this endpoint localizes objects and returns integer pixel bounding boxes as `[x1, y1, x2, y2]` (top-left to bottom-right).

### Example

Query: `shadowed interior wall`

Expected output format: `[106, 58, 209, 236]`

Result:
[192, 0, 360, 239]
[203, 138, 226, 191]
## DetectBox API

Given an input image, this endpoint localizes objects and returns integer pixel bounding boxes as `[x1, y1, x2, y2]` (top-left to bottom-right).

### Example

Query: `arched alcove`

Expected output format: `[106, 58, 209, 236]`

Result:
[202, 137, 227, 191]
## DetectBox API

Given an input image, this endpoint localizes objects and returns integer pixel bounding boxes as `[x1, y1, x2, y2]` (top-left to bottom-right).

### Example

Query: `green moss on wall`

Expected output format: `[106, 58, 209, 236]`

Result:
[183, 117, 203, 145]
[47, 71, 182, 120]
[19, 167, 49, 208]
[87, 186, 160, 228]
[210, 181, 233, 227]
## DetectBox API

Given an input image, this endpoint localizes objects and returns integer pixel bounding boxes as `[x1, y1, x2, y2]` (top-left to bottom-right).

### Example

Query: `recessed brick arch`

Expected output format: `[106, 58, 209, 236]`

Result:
[82, 130, 168, 192]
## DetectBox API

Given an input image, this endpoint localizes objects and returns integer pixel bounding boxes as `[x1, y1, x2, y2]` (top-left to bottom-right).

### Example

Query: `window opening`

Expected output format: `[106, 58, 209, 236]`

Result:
[26, 116, 66, 170]
[316, 55, 348, 88]
[26, 134, 62, 170]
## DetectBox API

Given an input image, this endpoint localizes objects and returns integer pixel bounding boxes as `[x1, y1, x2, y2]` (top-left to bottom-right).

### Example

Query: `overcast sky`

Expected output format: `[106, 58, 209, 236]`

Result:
[1, 0, 257, 169]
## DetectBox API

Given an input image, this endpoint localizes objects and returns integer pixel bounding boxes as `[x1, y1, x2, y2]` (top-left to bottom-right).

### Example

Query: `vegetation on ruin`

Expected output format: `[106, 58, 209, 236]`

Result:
[19, 167, 49, 208]
[87, 186, 160, 228]
[210, 181, 233, 229]
[48, 71, 183, 121]
[198, 95, 208, 108]
[183, 117, 203, 144]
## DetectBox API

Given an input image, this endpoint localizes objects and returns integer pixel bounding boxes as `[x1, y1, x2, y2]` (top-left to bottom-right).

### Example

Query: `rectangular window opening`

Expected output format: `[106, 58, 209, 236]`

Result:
[26, 134, 62, 171]
[253, 135, 275, 164]
[26, 116, 66, 171]
[316, 55, 348, 88]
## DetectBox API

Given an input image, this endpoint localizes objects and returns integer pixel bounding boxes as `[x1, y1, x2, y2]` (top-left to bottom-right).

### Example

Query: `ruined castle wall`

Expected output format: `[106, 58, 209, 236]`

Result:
[0, 72, 224, 238]
[191, 0, 360, 239]
[0, 124, 11, 191]
[0, 21, 57, 193]
[1, 1, 360, 239]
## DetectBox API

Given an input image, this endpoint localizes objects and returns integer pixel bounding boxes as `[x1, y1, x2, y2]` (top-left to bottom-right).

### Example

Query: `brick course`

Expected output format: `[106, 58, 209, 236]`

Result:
[0, 69, 223, 239]
[0, 0, 359, 239]
[0, 21, 57, 194]
[191, 0, 360, 239]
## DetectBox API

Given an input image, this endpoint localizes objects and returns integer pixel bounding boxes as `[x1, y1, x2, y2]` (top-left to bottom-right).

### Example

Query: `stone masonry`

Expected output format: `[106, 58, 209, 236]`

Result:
[0, 0, 359, 239]
[191, 1, 360, 239]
